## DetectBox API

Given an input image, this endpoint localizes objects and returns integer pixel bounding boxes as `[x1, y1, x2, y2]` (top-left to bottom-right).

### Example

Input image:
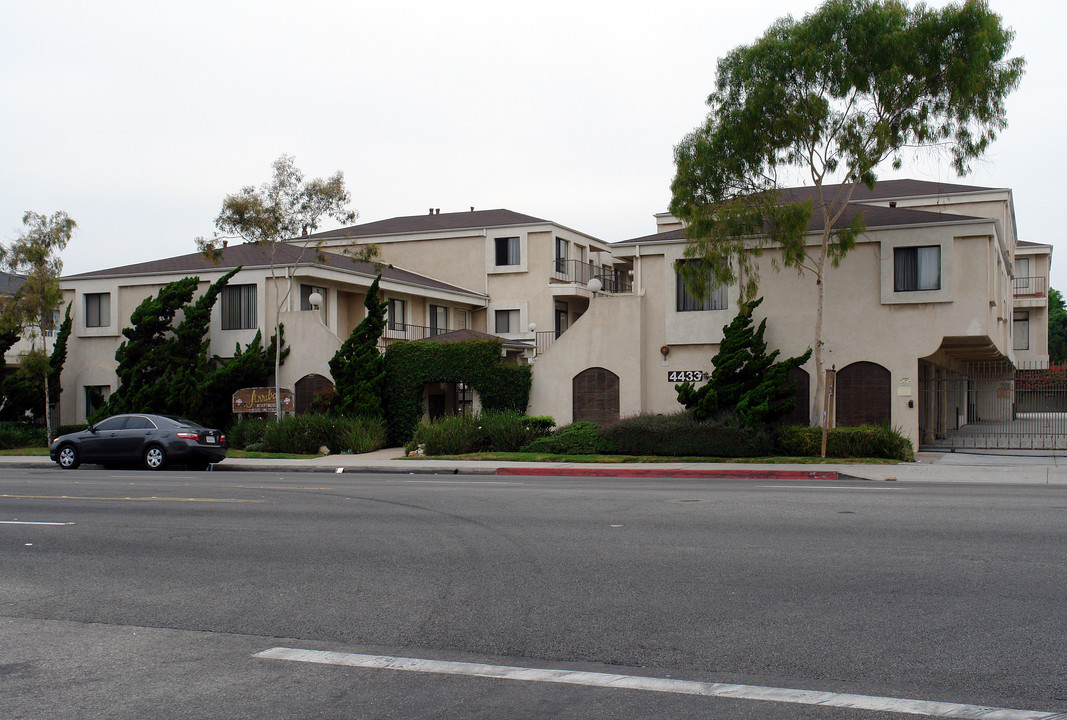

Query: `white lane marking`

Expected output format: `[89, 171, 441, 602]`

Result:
[402, 480, 521, 485]
[0, 520, 73, 526]
[254, 648, 1064, 720]
[760, 486, 898, 491]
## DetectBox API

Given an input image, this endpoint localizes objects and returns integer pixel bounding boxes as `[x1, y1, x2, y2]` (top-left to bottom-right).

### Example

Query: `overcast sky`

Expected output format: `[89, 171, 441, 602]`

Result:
[2, 0, 1063, 288]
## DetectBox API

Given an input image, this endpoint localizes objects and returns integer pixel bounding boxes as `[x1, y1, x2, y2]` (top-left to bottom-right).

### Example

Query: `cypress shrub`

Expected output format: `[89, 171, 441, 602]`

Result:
[523, 421, 609, 455]
[776, 424, 913, 461]
[0, 423, 47, 449]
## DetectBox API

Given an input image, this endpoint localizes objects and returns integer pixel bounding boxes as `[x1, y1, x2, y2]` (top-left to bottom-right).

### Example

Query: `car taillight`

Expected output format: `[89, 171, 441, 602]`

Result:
[176, 431, 199, 440]
[220, 434, 227, 444]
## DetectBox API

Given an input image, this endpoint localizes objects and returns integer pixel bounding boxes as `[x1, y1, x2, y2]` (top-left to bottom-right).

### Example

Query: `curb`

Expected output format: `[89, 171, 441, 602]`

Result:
[495, 467, 841, 479]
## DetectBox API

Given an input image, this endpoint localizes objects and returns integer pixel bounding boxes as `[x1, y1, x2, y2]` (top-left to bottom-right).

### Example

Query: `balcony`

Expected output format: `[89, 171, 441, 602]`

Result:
[377, 322, 458, 350]
[1013, 275, 1046, 297]
[1013, 276, 1048, 310]
[551, 259, 632, 294]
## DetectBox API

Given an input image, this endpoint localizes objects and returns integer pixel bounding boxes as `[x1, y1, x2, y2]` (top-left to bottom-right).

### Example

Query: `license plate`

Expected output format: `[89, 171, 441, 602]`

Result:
[205, 436, 217, 444]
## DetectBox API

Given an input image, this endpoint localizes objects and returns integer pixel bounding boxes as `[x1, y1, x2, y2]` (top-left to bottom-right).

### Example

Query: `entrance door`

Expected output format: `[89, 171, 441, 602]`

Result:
[572, 367, 620, 424]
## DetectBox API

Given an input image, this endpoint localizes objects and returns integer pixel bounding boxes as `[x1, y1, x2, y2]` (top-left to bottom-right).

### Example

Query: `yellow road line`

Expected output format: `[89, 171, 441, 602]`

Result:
[0, 494, 261, 503]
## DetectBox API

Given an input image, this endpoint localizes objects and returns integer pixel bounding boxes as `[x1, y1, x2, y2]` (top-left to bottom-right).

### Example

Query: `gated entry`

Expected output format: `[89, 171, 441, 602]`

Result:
[919, 361, 1067, 450]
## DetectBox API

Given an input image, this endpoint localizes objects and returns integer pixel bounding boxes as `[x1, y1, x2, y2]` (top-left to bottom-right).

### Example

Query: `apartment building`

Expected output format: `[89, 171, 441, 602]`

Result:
[527, 180, 1053, 449]
[56, 243, 487, 423]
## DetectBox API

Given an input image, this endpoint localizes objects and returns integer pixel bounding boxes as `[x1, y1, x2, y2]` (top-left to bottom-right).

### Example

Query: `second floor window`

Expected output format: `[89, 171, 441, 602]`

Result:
[221, 284, 257, 330]
[300, 284, 329, 323]
[894, 246, 941, 292]
[85, 292, 110, 328]
[555, 237, 568, 273]
[495, 236, 520, 266]
[676, 261, 728, 312]
[388, 299, 406, 331]
[430, 305, 448, 335]
[495, 309, 519, 334]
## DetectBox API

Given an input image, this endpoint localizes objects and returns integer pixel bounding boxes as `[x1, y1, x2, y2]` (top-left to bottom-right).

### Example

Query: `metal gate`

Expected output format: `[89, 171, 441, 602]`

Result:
[919, 361, 1067, 450]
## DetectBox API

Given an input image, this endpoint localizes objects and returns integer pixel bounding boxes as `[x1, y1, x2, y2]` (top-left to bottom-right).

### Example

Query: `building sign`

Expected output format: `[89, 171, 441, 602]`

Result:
[667, 370, 710, 383]
[232, 387, 294, 414]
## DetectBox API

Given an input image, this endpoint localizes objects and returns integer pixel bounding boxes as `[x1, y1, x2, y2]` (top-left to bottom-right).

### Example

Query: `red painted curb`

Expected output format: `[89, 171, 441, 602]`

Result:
[495, 468, 840, 480]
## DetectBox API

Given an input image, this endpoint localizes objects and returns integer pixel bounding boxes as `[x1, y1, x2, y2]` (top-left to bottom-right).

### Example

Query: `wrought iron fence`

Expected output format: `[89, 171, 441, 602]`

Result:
[919, 360, 1067, 450]
[376, 323, 456, 350]
[552, 260, 632, 293]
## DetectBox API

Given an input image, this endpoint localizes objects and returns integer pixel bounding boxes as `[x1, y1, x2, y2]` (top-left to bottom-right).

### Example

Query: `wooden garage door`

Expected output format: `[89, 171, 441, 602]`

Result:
[572, 367, 620, 424]
[836, 361, 891, 426]
[295, 373, 334, 415]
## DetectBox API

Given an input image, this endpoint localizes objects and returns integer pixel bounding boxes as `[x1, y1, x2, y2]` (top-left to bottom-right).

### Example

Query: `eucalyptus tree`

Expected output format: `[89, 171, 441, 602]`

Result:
[0, 211, 76, 440]
[670, 0, 1024, 424]
[197, 155, 373, 416]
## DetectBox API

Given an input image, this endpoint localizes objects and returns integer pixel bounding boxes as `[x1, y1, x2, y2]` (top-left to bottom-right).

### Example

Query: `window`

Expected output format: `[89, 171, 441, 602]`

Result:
[555, 237, 568, 273]
[455, 309, 469, 330]
[125, 416, 155, 430]
[84, 385, 109, 417]
[388, 299, 406, 331]
[675, 261, 728, 312]
[495, 237, 520, 266]
[1014, 257, 1032, 293]
[94, 416, 126, 431]
[1014, 311, 1030, 350]
[221, 284, 257, 330]
[41, 308, 60, 337]
[894, 246, 941, 292]
[430, 305, 448, 336]
[495, 309, 519, 334]
[85, 293, 110, 328]
[300, 284, 328, 322]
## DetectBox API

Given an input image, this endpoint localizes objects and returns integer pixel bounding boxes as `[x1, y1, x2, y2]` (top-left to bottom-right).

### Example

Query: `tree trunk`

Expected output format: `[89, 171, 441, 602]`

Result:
[811, 243, 828, 427]
[43, 374, 52, 445]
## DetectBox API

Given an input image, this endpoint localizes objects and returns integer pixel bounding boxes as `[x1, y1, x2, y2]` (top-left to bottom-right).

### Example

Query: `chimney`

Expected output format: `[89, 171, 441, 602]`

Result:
[889, 201, 897, 208]
[223, 240, 228, 248]
[435, 208, 441, 215]
[470, 206, 474, 212]
[429, 208, 434, 215]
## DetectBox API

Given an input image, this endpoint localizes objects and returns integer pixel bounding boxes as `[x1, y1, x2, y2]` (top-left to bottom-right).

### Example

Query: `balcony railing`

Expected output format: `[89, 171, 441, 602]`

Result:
[376, 322, 458, 350]
[552, 259, 632, 293]
[1013, 276, 1047, 297]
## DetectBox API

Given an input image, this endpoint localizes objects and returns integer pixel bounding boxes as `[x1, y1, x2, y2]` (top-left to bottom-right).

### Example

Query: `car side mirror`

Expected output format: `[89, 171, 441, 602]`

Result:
[88, 425, 97, 434]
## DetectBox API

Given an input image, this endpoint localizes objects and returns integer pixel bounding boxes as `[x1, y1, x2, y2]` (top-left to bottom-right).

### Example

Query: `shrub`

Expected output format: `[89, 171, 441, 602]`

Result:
[227, 416, 272, 450]
[776, 424, 913, 461]
[55, 423, 89, 437]
[599, 412, 776, 457]
[233, 414, 387, 455]
[523, 421, 608, 455]
[407, 412, 554, 455]
[0, 422, 47, 449]
[479, 411, 553, 452]
[407, 414, 483, 456]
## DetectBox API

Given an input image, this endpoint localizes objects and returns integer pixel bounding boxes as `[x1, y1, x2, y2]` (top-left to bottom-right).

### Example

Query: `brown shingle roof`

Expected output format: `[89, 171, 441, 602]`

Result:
[616, 182, 994, 246]
[310, 209, 549, 240]
[64, 243, 483, 297]
[0, 271, 26, 296]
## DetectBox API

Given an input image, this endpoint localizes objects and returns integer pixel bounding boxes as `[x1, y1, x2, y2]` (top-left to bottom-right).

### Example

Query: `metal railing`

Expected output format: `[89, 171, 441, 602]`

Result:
[1013, 275, 1047, 297]
[919, 360, 1067, 450]
[552, 259, 632, 293]
[377, 323, 457, 350]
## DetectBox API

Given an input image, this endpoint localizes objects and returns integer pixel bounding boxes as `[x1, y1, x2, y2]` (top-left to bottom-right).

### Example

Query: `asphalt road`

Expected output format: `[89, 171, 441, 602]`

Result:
[2, 467, 1065, 719]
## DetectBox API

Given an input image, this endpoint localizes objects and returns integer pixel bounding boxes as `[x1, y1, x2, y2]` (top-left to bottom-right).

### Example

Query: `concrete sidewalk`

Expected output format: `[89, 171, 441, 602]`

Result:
[5, 448, 1067, 485]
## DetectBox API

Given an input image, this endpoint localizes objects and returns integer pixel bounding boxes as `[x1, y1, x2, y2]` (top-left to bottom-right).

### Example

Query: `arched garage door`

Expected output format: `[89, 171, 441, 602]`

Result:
[836, 362, 891, 426]
[572, 367, 620, 424]
[295, 373, 334, 415]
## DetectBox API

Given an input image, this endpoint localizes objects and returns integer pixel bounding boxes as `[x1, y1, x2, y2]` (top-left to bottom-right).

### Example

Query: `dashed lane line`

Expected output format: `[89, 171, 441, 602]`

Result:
[254, 648, 1067, 720]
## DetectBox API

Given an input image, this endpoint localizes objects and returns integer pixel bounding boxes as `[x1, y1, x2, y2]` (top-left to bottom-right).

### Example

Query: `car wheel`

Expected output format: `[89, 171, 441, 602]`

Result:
[57, 444, 80, 470]
[144, 445, 167, 470]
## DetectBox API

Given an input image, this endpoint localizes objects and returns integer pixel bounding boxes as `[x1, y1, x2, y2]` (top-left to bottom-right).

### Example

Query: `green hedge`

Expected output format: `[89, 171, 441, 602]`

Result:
[523, 421, 608, 455]
[776, 424, 914, 461]
[408, 411, 553, 455]
[0, 423, 47, 449]
[384, 339, 532, 445]
[229, 414, 387, 455]
[600, 412, 777, 457]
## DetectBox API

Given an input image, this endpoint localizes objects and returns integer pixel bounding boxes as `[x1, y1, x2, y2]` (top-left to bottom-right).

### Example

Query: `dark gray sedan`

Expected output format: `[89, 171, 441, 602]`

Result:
[49, 414, 228, 470]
